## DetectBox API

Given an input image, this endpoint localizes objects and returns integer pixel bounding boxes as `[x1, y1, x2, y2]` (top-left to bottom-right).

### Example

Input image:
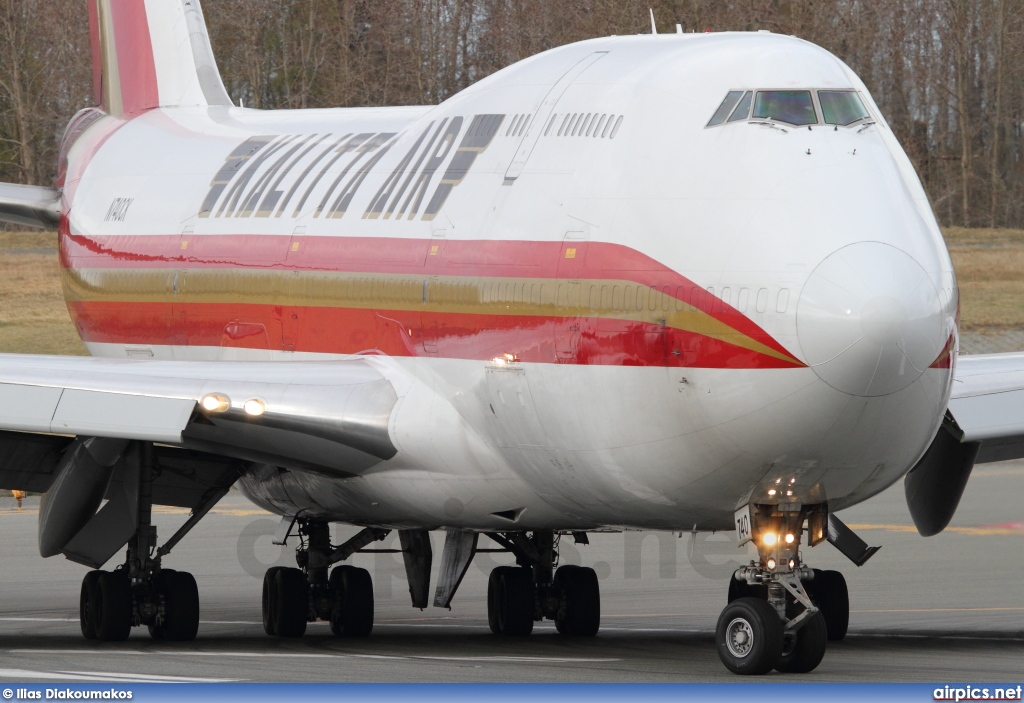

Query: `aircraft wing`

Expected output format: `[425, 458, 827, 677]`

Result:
[0, 353, 399, 490]
[0, 183, 61, 229]
[948, 352, 1024, 463]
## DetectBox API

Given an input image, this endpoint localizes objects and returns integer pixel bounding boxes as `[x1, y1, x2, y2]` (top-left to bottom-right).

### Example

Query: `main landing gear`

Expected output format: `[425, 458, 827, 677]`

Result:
[262, 520, 385, 637]
[78, 443, 202, 642]
[716, 505, 849, 675]
[485, 531, 600, 636]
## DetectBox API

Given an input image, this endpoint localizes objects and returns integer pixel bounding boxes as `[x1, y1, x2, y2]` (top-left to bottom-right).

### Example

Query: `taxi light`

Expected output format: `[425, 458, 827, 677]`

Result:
[785, 533, 795, 544]
[762, 532, 778, 547]
[768, 489, 777, 496]
[766, 558, 777, 570]
[243, 398, 267, 416]
[200, 393, 230, 413]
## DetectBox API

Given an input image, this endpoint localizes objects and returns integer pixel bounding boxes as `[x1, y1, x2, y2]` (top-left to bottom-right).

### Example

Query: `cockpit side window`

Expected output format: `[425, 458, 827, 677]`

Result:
[728, 91, 753, 122]
[707, 91, 745, 127]
[753, 90, 817, 126]
[818, 91, 870, 125]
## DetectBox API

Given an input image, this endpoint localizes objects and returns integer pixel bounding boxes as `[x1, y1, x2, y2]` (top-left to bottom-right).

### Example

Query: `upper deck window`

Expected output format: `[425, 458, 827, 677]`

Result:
[752, 91, 817, 126]
[819, 91, 870, 125]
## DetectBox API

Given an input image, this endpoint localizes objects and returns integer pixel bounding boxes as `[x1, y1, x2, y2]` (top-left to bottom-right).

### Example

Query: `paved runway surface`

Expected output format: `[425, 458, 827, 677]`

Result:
[2, 461, 1023, 682]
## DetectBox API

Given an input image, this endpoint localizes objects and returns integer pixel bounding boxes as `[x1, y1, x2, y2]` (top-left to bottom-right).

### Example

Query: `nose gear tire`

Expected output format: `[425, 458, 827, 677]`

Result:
[775, 610, 827, 673]
[716, 597, 783, 675]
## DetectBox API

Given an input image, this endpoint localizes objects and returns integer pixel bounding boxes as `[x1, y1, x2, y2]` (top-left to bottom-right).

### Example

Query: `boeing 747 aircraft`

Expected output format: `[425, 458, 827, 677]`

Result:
[2, 0, 1022, 675]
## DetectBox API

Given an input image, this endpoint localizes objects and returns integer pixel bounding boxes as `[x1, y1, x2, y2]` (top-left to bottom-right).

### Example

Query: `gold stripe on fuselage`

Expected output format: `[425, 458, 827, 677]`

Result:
[63, 267, 799, 364]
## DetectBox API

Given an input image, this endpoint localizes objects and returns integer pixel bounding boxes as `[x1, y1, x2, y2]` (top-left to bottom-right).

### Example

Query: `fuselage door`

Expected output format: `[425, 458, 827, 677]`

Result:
[554, 230, 588, 362]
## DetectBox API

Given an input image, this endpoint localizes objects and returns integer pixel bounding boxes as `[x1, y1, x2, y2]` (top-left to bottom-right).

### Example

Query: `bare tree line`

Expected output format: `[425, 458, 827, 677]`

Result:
[0, 0, 1021, 228]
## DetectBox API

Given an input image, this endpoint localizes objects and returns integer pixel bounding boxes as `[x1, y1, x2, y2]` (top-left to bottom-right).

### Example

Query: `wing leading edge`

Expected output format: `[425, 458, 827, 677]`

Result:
[0, 354, 398, 479]
[947, 352, 1024, 463]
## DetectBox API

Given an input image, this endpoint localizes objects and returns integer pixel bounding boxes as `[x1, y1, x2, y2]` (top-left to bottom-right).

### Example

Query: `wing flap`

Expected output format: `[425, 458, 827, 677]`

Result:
[0, 384, 65, 433]
[51, 389, 195, 443]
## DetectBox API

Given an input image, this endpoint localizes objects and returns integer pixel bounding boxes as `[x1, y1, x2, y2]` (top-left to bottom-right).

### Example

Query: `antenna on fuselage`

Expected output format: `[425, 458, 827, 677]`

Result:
[649, 8, 658, 34]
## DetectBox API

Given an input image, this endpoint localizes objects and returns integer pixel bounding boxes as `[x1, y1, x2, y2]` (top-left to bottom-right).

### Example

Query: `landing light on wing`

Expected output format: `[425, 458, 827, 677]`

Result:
[200, 393, 231, 413]
[243, 398, 267, 416]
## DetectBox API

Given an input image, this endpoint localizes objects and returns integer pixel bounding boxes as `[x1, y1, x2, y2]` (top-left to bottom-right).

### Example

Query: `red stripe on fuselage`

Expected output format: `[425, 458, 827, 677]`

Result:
[111, 1, 159, 114]
[61, 232, 799, 363]
[67, 301, 802, 369]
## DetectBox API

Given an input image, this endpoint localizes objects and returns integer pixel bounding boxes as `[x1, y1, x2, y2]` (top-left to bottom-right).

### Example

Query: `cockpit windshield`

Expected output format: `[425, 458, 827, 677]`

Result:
[707, 91, 745, 127]
[752, 91, 817, 126]
[818, 91, 870, 125]
[706, 89, 872, 129]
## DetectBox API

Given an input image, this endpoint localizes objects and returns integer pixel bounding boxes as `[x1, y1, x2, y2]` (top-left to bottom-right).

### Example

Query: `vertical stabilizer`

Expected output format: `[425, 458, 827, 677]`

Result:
[88, 0, 231, 116]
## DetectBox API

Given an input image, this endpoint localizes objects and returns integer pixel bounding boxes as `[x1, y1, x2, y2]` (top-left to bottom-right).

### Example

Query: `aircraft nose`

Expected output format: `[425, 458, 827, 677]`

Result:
[797, 242, 946, 397]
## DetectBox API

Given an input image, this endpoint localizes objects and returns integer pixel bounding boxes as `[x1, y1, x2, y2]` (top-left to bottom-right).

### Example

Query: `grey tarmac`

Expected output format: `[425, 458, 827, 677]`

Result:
[1, 460, 1022, 682]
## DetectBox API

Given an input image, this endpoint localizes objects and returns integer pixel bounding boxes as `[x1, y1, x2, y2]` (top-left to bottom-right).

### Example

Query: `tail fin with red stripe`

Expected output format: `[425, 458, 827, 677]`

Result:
[88, 0, 231, 116]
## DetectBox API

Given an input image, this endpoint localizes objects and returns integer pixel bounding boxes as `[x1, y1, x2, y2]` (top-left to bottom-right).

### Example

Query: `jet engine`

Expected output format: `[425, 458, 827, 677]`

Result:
[903, 420, 980, 537]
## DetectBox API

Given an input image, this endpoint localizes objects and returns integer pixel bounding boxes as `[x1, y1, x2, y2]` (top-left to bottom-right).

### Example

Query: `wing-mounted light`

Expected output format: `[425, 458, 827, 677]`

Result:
[186, 364, 399, 478]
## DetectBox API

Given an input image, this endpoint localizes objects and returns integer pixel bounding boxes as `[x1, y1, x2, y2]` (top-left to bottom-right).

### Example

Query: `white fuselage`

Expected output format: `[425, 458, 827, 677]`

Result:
[60, 32, 957, 532]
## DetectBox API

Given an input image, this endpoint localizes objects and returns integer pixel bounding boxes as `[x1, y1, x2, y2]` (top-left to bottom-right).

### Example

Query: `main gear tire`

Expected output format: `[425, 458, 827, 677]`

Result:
[486, 566, 534, 636]
[329, 565, 374, 637]
[94, 571, 132, 642]
[553, 565, 600, 636]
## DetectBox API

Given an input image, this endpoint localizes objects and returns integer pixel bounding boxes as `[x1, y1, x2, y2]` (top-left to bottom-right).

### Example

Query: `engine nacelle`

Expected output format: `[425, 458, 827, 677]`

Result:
[904, 423, 979, 537]
[38, 437, 128, 557]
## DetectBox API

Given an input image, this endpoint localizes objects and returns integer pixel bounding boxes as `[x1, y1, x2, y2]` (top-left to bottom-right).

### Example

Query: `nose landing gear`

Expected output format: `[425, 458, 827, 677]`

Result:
[717, 504, 843, 675]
